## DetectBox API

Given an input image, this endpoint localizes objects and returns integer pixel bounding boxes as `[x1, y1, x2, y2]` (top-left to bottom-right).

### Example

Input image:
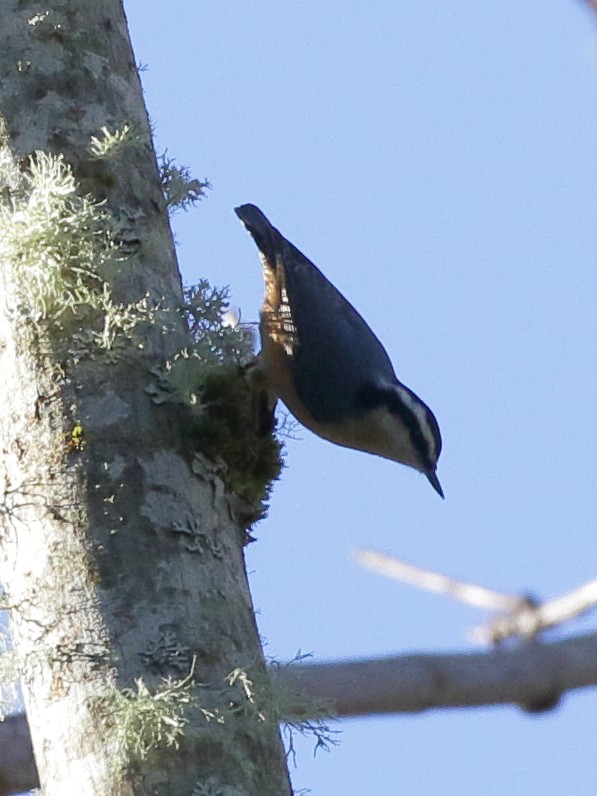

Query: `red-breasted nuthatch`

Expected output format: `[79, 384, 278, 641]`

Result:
[235, 204, 444, 497]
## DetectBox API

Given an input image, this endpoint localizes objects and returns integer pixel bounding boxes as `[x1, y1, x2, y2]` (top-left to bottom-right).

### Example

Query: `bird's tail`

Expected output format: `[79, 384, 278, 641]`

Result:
[235, 204, 282, 263]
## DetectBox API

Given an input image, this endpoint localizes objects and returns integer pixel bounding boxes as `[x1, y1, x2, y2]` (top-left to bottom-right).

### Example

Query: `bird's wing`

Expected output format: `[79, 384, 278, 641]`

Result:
[278, 236, 397, 423]
[234, 203, 397, 423]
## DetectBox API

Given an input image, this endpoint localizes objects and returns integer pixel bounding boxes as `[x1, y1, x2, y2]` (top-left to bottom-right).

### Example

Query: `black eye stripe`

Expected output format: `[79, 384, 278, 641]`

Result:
[387, 393, 434, 469]
[357, 383, 441, 470]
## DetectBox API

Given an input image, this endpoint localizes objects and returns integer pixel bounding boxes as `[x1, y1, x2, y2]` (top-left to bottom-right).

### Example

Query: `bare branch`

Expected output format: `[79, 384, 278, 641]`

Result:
[357, 549, 597, 645]
[356, 548, 524, 612]
[282, 632, 597, 718]
[473, 578, 597, 644]
[5, 631, 597, 792]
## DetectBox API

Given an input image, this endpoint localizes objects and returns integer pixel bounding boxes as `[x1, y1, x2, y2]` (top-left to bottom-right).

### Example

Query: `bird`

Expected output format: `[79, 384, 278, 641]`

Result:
[235, 203, 444, 497]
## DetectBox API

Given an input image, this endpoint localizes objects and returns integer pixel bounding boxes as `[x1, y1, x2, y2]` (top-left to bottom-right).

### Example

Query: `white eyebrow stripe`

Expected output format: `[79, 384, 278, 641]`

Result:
[392, 383, 439, 460]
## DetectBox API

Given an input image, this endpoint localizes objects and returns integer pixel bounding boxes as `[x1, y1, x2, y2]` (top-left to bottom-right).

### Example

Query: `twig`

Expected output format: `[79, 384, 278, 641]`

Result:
[356, 548, 597, 645]
[473, 577, 597, 644]
[356, 548, 525, 612]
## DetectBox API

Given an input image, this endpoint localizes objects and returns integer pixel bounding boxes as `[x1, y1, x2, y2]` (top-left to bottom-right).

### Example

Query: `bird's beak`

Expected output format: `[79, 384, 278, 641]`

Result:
[426, 470, 444, 499]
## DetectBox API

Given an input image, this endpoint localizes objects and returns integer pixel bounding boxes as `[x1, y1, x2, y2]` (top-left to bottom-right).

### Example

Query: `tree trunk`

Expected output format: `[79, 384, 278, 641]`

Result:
[0, 1, 291, 793]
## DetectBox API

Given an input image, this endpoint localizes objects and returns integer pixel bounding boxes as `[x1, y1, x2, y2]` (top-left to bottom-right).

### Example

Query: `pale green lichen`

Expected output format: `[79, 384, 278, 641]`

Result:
[146, 348, 205, 408]
[219, 659, 339, 763]
[27, 9, 65, 40]
[0, 135, 280, 516]
[159, 152, 210, 211]
[0, 149, 118, 321]
[184, 281, 254, 364]
[145, 281, 254, 406]
[68, 291, 166, 361]
[95, 663, 196, 765]
[266, 654, 340, 762]
[146, 281, 281, 518]
[89, 125, 145, 161]
[225, 667, 266, 722]
[0, 145, 167, 360]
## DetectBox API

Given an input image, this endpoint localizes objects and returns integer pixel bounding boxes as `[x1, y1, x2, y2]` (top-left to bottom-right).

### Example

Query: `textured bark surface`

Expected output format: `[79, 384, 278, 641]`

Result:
[0, 1, 290, 794]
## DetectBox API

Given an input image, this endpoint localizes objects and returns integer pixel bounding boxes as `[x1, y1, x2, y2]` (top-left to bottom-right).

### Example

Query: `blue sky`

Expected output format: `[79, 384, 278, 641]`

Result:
[124, 2, 597, 793]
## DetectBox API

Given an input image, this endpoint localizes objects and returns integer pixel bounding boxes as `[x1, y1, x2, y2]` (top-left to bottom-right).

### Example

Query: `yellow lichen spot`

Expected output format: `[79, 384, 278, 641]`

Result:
[66, 421, 86, 452]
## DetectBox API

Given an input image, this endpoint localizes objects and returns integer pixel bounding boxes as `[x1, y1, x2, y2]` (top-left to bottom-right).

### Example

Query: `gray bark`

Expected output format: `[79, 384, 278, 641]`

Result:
[0, 1, 291, 794]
